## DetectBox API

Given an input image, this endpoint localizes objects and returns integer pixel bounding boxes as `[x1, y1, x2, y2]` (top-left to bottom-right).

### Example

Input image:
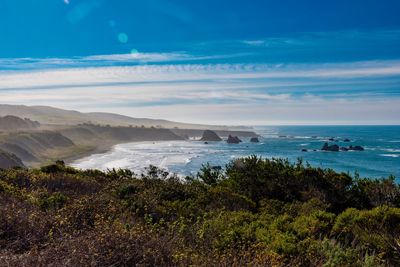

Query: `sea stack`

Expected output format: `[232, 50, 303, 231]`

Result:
[250, 137, 260, 143]
[348, 145, 365, 151]
[227, 135, 242, 144]
[321, 142, 339, 152]
[200, 130, 222, 142]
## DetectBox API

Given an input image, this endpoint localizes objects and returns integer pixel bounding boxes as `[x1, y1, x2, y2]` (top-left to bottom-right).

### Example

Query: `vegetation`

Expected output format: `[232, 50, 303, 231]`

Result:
[0, 156, 399, 266]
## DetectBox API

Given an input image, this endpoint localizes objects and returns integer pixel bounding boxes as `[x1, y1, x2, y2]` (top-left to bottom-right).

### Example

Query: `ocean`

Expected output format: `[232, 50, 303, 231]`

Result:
[71, 126, 400, 180]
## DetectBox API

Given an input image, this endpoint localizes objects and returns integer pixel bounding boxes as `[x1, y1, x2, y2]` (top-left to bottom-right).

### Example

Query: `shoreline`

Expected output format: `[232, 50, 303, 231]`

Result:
[64, 128, 259, 168]
[12, 125, 398, 179]
[68, 140, 199, 172]
[59, 126, 259, 167]
[0, 123, 259, 169]
[65, 128, 400, 179]
[63, 140, 137, 166]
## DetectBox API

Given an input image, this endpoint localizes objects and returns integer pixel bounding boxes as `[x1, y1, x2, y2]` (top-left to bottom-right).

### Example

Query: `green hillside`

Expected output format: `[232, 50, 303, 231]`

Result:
[0, 157, 399, 266]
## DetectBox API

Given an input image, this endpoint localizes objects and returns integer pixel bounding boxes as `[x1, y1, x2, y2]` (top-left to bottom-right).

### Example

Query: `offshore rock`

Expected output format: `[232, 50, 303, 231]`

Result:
[321, 142, 339, 152]
[200, 130, 222, 142]
[250, 137, 260, 143]
[227, 135, 242, 144]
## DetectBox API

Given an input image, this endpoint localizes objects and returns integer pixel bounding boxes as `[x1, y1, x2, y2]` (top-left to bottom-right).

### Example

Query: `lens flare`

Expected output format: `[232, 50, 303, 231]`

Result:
[118, 33, 128, 44]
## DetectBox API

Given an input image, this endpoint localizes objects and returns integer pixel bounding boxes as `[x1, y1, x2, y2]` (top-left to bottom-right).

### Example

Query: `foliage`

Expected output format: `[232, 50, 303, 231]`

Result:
[0, 156, 399, 266]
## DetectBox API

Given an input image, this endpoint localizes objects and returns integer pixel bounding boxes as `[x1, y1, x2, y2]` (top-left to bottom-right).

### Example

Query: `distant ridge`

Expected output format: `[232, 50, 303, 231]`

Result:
[0, 104, 250, 131]
[0, 115, 40, 131]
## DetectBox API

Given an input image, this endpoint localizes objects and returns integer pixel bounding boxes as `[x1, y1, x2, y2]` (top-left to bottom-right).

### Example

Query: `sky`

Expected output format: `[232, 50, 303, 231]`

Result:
[0, 0, 400, 125]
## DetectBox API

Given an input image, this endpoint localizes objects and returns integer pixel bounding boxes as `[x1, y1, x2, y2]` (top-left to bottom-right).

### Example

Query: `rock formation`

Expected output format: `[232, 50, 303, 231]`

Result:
[227, 135, 242, 144]
[250, 137, 260, 143]
[348, 145, 364, 151]
[321, 142, 339, 152]
[322, 143, 364, 152]
[200, 130, 222, 142]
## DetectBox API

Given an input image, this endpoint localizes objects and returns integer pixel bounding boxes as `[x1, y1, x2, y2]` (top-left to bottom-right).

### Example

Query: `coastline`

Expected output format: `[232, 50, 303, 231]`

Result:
[67, 125, 400, 179]
[60, 126, 259, 168]
[69, 140, 203, 172]
[1, 124, 258, 169]
[63, 141, 122, 166]
[65, 140, 149, 167]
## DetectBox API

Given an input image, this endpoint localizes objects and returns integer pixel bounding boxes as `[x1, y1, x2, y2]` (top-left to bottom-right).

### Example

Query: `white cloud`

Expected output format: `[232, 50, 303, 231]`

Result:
[242, 40, 266, 46]
[0, 57, 399, 124]
[1, 60, 400, 90]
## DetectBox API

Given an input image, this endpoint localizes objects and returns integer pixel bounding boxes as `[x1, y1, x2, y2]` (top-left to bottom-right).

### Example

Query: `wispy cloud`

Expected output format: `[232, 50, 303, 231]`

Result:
[1, 60, 400, 89]
[0, 56, 399, 124]
[0, 52, 249, 71]
[1, 29, 400, 124]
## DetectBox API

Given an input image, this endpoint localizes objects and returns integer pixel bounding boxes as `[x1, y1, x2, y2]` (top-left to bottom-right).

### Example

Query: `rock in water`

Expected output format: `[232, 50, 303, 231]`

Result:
[343, 138, 351, 142]
[227, 135, 242, 144]
[321, 142, 339, 152]
[348, 145, 364, 151]
[200, 130, 222, 141]
[250, 137, 260, 143]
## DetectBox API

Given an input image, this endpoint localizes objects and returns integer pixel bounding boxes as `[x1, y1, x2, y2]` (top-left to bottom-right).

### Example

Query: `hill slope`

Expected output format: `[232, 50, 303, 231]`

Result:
[0, 158, 398, 266]
[0, 104, 250, 131]
[0, 150, 24, 169]
[0, 115, 40, 131]
[0, 124, 186, 167]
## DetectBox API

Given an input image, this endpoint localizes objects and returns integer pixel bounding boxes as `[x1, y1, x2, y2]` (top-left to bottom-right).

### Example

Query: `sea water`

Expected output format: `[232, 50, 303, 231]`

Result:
[71, 126, 400, 180]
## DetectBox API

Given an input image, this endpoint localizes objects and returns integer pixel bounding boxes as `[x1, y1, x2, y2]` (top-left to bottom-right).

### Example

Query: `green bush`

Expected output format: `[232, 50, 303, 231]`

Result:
[38, 192, 69, 210]
[0, 159, 399, 266]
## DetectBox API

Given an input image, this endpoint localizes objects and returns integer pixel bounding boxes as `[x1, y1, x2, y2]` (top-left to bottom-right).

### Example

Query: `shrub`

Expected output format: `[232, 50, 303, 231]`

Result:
[38, 192, 69, 210]
[1, 158, 400, 266]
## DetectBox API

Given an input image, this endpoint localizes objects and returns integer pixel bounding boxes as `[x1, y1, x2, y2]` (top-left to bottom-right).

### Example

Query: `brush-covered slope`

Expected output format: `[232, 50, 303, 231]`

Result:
[0, 158, 399, 266]
[0, 150, 24, 169]
[0, 104, 250, 130]
[0, 115, 40, 131]
[0, 124, 185, 166]
[0, 131, 76, 165]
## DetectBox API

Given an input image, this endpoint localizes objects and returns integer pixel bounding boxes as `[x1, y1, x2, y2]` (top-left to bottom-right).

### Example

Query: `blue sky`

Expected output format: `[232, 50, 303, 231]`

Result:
[0, 0, 400, 124]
